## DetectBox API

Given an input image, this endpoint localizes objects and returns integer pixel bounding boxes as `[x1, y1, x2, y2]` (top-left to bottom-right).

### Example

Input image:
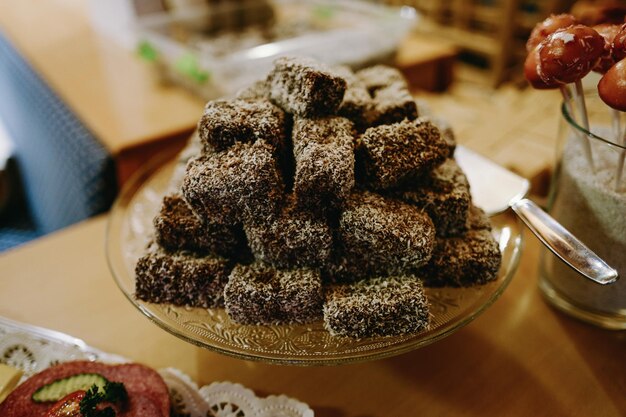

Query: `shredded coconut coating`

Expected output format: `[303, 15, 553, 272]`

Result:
[467, 204, 493, 231]
[356, 65, 408, 93]
[419, 206, 501, 287]
[334, 65, 374, 131]
[235, 79, 270, 100]
[182, 141, 284, 225]
[322, 250, 384, 284]
[357, 119, 449, 189]
[244, 196, 332, 268]
[135, 244, 232, 308]
[197, 99, 287, 152]
[416, 116, 456, 156]
[338, 191, 436, 276]
[224, 262, 323, 325]
[292, 116, 355, 210]
[154, 194, 246, 258]
[268, 56, 347, 117]
[369, 83, 418, 126]
[323, 275, 430, 338]
[399, 158, 471, 237]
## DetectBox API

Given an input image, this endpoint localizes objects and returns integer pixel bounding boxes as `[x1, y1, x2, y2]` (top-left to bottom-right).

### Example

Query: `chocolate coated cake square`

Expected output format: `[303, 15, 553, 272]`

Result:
[356, 119, 449, 189]
[135, 244, 232, 308]
[415, 116, 456, 156]
[356, 65, 407, 93]
[292, 116, 355, 210]
[182, 140, 284, 225]
[267, 56, 347, 117]
[420, 206, 501, 287]
[154, 194, 245, 258]
[399, 158, 471, 237]
[197, 99, 287, 152]
[334, 65, 374, 131]
[224, 262, 323, 325]
[323, 275, 430, 338]
[244, 196, 333, 268]
[369, 83, 418, 126]
[338, 191, 435, 275]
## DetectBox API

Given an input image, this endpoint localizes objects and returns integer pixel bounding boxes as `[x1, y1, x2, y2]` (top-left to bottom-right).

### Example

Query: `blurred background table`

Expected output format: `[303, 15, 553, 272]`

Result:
[0, 215, 624, 417]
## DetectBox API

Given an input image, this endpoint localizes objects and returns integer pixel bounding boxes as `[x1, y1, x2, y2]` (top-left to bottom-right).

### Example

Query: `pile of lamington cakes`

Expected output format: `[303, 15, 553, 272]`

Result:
[135, 56, 502, 339]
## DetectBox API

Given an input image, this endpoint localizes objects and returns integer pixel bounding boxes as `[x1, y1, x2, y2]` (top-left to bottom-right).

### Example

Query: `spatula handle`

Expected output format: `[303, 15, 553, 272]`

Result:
[511, 198, 618, 285]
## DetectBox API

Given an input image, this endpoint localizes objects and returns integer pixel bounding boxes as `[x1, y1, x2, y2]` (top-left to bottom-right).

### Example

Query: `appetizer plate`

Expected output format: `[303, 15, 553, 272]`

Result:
[0, 318, 312, 417]
[106, 156, 523, 365]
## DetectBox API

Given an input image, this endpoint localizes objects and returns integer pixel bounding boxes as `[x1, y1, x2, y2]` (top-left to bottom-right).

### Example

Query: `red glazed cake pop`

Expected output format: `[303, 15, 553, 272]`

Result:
[524, 46, 561, 89]
[611, 23, 626, 61]
[526, 14, 578, 52]
[537, 25, 605, 85]
[598, 58, 626, 111]
[593, 23, 622, 73]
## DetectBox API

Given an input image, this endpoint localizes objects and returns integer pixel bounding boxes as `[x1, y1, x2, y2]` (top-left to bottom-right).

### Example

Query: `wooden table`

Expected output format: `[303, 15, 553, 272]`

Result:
[1, 215, 624, 417]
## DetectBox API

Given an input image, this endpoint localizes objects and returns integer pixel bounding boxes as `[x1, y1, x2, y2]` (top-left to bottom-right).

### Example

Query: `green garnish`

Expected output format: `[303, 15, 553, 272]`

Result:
[79, 381, 128, 417]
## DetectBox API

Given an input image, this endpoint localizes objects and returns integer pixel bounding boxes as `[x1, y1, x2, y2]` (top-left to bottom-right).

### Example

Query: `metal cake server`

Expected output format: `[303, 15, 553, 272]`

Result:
[455, 145, 618, 285]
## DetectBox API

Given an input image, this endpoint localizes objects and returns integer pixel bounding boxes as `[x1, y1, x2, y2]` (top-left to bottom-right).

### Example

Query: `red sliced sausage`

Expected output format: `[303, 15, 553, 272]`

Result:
[0, 361, 170, 417]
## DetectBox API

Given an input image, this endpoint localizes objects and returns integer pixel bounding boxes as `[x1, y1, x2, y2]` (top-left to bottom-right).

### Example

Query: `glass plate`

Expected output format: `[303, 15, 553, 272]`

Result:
[106, 156, 523, 365]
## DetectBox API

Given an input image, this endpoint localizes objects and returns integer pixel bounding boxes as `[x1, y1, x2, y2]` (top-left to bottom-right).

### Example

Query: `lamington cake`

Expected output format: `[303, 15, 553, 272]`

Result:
[224, 262, 323, 325]
[398, 158, 471, 237]
[337, 191, 436, 277]
[324, 275, 430, 338]
[134, 56, 503, 339]
[419, 206, 502, 287]
[135, 244, 232, 309]
[356, 119, 449, 189]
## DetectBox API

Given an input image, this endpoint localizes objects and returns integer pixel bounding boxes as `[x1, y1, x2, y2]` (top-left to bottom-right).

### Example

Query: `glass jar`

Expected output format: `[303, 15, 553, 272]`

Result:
[539, 93, 626, 329]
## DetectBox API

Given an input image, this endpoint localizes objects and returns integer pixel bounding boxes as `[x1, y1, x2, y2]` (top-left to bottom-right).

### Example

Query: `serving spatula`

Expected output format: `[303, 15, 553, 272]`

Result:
[455, 145, 618, 285]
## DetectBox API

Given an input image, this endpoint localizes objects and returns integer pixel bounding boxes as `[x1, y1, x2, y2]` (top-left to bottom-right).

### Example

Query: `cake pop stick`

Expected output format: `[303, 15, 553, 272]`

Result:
[536, 25, 605, 171]
[525, 39, 590, 169]
[598, 58, 626, 190]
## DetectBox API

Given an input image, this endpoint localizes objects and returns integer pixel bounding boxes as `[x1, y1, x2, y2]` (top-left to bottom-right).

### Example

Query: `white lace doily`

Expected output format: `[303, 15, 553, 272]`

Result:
[0, 317, 313, 417]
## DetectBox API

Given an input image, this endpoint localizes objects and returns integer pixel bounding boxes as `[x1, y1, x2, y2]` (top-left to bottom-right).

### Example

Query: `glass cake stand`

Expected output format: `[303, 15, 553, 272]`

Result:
[106, 156, 523, 365]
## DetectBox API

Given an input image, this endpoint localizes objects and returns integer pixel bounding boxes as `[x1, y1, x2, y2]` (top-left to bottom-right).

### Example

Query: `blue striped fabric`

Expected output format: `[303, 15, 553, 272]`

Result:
[0, 30, 116, 239]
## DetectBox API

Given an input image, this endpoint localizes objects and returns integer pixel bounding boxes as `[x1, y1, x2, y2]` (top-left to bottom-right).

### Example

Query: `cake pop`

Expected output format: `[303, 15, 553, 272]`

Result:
[537, 25, 605, 170]
[524, 46, 562, 89]
[599, 58, 626, 111]
[525, 14, 579, 89]
[526, 14, 578, 52]
[611, 23, 626, 62]
[593, 23, 623, 139]
[592, 23, 622, 73]
[537, 25, 605, 85]
[598, 58, 626, 189]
